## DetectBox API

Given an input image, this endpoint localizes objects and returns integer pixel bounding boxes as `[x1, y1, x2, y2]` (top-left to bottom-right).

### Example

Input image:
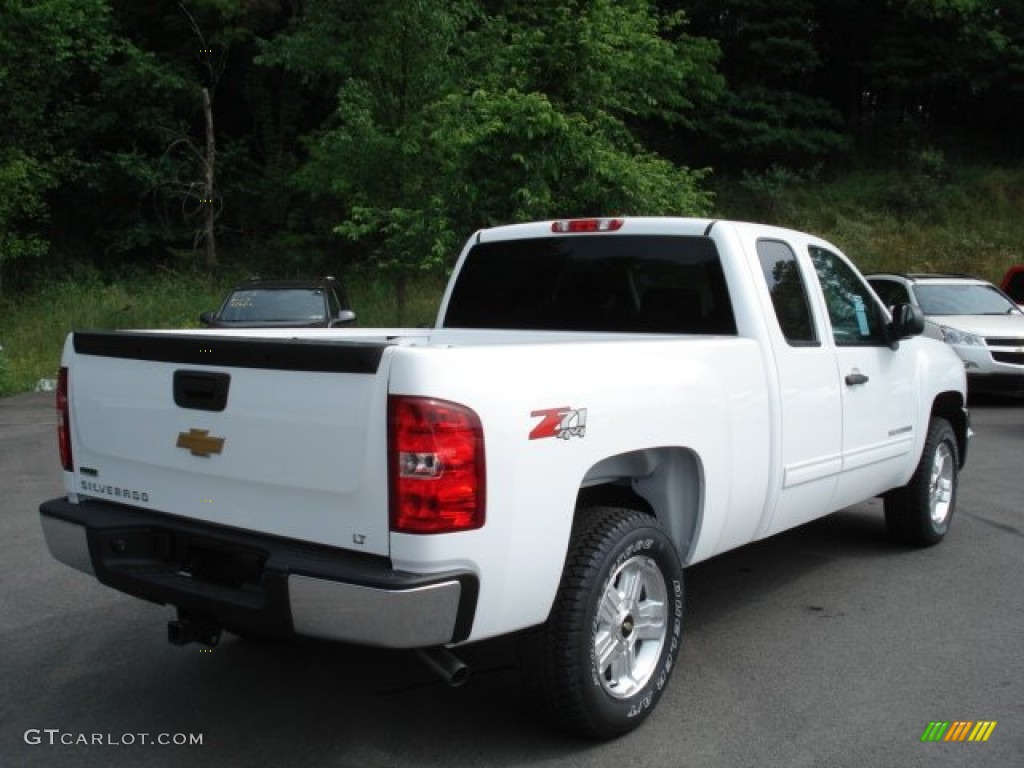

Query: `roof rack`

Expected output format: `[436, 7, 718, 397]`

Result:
[905, 272, 983, 280]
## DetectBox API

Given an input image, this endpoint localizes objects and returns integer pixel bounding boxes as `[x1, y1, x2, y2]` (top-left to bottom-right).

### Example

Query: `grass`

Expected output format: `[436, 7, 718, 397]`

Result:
[2, 162, 1022, 396]
[716, 162, 1024, 282]
[0, 273, 227, 394]
[0, 269, 447, 396]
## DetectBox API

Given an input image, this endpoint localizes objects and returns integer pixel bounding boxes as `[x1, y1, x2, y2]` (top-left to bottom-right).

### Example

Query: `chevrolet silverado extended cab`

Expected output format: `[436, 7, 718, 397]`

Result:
[40, 218, 969, 738]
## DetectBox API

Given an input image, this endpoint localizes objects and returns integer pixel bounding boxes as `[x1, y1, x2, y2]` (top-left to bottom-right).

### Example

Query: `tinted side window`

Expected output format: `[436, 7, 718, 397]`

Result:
[869, 279, 910, 308]
[756, 239, 818, 346]
[809, 246, 887, 346]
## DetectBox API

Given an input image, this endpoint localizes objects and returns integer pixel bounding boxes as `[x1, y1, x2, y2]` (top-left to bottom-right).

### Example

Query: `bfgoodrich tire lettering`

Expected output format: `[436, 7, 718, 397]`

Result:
[884, 417, 959, 546]
[519, 506, 684, 739]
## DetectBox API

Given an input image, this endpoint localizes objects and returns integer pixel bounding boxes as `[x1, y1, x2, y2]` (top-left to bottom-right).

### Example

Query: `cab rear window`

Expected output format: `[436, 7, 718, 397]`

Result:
[443, 235, 736, 335]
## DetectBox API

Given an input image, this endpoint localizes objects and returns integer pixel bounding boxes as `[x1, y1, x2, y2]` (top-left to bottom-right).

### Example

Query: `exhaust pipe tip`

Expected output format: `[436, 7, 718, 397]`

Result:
[416, 646, 470, 687]
[167, 620, 186, 646]
[168, 613, 222, 647]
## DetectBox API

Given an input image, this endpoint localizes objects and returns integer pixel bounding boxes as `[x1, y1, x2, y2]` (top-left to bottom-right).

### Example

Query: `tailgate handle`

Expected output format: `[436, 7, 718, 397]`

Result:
[174, 371, 230, 412]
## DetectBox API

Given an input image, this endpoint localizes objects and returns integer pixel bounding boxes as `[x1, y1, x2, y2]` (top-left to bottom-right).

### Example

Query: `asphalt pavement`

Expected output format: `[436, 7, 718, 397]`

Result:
[1, 390, 1021, 767]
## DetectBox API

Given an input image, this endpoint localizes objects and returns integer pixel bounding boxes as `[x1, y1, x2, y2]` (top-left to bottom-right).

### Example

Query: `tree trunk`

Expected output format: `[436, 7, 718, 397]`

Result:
[202, 87, 216, 271]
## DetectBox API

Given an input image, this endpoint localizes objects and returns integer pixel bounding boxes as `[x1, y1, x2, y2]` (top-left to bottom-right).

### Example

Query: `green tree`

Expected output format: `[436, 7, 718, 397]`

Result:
[815, 0, 1023, 160]
[682, 0, 849, 170]
[437, 0, 721, 224]
[0, 0, 203, 288]
[0, 0, 114, 290]
[0, 151, 50, 296]
[868, 0, 1022, 152]
[266, 0, 720, 320]
[262, 0, 476, 319]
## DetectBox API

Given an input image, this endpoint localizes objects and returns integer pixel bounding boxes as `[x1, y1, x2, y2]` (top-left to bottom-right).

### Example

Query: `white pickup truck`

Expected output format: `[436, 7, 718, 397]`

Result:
[40, 217, 969, 738]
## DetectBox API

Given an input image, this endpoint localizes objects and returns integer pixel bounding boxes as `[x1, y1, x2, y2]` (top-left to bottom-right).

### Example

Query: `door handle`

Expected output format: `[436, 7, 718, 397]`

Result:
[845, 372, 869, 386]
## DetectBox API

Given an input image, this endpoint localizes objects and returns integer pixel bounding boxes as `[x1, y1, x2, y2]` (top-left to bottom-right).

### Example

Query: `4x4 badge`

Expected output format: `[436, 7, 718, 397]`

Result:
[176, 429, 225, 457]
[530, 407, 587, 440]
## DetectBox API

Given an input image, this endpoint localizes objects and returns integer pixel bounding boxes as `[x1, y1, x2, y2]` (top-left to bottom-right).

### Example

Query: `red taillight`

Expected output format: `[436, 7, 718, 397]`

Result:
[388, 396, 485, 534]
[57, 366, 73, 471]
[551, 218, 624, 233]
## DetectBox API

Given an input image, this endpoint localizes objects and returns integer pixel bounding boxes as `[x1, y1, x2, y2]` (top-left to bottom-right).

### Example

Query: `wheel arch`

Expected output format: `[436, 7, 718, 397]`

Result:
[931, 390, 969, 468]
[577, 447, 704, 566]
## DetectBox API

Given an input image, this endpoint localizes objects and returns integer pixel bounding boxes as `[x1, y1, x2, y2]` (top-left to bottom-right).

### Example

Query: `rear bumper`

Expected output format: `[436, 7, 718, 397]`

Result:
[39, 498, 477, 648]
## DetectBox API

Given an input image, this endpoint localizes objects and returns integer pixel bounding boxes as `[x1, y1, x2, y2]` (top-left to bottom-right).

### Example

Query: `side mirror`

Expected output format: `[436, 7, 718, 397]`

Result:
[199, 311, 215, 327]
[887, 302, 924, 349]
[330, 310, 357, 327]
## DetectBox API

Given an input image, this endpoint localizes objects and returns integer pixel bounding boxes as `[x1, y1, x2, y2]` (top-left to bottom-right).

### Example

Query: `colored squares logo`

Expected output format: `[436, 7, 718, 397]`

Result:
[921, 721, 997, 742]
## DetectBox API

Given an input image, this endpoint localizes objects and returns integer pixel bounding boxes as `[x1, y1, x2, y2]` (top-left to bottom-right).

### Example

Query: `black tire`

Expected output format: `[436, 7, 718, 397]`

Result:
[884, 417, 959, 546]
[519, 506, 684, 739]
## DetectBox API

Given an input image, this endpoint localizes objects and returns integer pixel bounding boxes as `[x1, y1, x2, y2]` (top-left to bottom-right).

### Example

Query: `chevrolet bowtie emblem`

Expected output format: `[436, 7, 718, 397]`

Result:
[176, 429, 225, 458]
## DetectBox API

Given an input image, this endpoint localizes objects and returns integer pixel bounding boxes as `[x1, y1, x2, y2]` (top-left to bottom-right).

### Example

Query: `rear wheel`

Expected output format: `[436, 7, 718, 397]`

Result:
[884, 417, 959, 546]
[519, 506, 684, 739]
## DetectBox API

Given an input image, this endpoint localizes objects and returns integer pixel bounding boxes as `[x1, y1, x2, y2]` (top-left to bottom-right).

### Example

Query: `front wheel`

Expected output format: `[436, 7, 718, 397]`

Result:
[519, 506, 684, 739]
[884, 416, 959, 546]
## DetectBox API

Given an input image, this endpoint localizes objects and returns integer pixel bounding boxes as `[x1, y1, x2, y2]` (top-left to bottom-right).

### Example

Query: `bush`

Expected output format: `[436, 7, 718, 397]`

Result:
[0, 343, 12, 397]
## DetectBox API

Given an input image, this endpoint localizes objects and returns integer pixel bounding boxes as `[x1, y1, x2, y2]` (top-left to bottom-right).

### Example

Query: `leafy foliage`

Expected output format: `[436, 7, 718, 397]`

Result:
[0, 0, 202, 288]
[260, 0, 718, 320]
[682, 0, 849, 169]
[0, 150, 50, 295]
[0, 0, 111, 290]
[0, 0, 1020, 305]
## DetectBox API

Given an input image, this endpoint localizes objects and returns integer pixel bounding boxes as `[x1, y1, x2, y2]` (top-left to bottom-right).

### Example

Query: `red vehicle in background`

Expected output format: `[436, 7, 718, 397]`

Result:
[1002, 265, 1024, 307]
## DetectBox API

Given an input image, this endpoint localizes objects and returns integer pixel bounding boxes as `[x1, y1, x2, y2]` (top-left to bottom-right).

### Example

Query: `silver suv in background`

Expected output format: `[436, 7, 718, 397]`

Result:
[867, 273, 1024, 394]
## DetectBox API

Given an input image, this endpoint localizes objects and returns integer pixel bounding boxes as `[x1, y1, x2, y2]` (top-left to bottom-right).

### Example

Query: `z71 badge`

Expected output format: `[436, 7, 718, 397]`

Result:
[530, 407, 587, 440]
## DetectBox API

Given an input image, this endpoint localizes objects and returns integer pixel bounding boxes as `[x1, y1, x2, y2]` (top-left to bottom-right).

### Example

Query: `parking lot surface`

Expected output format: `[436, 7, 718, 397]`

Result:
[2, 391, 1021, 767]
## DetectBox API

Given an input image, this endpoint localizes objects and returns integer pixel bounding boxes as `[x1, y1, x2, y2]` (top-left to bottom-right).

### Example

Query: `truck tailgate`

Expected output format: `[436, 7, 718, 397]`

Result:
[66, 332, 393, 556]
